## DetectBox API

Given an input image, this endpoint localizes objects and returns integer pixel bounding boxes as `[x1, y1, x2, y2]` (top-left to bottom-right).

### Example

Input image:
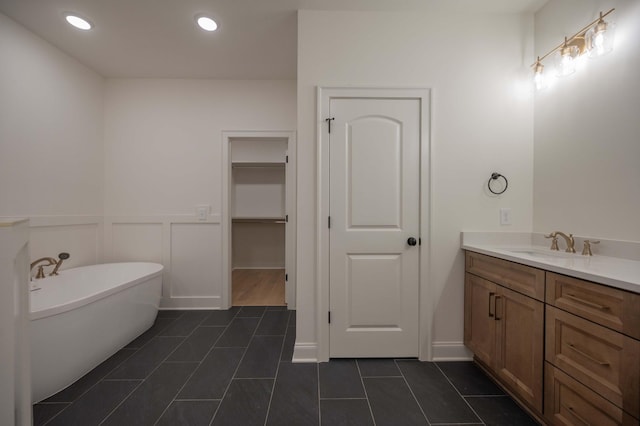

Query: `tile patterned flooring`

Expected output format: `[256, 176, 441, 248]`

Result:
[33, 307, 539, 425]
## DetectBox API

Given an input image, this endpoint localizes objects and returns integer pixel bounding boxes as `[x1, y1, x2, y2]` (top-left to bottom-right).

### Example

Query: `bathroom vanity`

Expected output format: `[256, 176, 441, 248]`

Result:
[462, 233, 640, 425]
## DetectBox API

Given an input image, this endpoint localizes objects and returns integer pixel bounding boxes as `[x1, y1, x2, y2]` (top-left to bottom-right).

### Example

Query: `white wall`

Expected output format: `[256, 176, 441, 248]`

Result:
[103, 79, 296, 307]
[297, 10, 535, 360]
[534, 0, 640, 241]
[0, 13, 105, 271]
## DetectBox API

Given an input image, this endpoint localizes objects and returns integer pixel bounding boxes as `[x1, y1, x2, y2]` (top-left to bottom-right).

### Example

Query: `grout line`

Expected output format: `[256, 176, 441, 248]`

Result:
[394, 359, 432, 426]
[320, 397, 369, 400]
[165, 309, 246, 424]
[463, 394, 510, 398]
[359, 375, 403, 378]
[355, 360, 377, 426]
[262, 307, 293, 426]
[174, 398, 221, 402]
[433, 362, 486, 426]
[38, 340, 144, 425]
[156, 310, 241, 426]
[37, 403, 70, 426]
[35, 402, 71, 405]
[317, 360, 321, 426]
[104, 313, 203, 425]
[209, 308, 266, 426]
[97, 379, 144, 426]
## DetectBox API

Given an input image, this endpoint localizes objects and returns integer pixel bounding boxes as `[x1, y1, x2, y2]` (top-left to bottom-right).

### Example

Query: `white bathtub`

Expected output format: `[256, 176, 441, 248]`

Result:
[29, 262, 163, 403]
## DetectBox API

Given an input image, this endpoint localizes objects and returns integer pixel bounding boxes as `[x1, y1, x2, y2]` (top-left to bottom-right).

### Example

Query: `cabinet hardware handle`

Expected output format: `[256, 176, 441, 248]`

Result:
[567, 343, 610, 366]
[488, 292, 495, 318]
[494, 295, 502, 320]
[564, 293, 610, 311]
[561, 404, 591, 426]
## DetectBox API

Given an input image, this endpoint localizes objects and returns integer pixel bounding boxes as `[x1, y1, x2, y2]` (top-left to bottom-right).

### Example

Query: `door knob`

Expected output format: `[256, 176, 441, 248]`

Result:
[407, 237, 417, 246]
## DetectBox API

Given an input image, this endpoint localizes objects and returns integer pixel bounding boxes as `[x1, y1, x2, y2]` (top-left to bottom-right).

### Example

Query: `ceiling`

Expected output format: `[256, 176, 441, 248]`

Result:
[0, 0, 548, 79]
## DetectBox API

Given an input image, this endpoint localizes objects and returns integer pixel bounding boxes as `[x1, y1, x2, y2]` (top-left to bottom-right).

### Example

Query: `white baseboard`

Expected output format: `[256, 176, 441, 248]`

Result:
[232, 266, 285, 270]
[292, 342, 318, 363]
[431, 341, 473, 361]
[160, 296, 222, 309]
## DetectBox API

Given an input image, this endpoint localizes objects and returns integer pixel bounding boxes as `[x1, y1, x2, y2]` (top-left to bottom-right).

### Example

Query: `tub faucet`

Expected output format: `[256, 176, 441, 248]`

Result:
[545, 231, 575, 253]
[30, 257, 57, 279]
[30, 252, 70, 279]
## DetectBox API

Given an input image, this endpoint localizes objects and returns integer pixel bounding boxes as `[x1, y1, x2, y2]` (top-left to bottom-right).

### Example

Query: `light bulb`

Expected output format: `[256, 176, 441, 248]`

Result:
[556, 39, 577, 77]
[532, 59, 547, 91]
[196, 16, 218, 32]
[587, 14, 615, 58]
[65, 14, 92, 30]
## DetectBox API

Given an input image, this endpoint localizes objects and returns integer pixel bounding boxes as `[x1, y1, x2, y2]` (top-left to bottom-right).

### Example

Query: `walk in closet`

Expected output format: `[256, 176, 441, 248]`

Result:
[228, 136, 294, 307]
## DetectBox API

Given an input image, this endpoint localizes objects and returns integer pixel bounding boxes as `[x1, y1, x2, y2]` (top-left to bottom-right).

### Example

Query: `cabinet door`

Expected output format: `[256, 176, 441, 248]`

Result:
[494, 285, 544, 412]
[464, 273, 496, 367]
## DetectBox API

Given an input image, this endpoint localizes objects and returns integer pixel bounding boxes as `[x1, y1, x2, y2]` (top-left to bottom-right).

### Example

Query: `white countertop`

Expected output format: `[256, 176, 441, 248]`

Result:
[0, 218, 28, 227]
[461, 232, 640, 294]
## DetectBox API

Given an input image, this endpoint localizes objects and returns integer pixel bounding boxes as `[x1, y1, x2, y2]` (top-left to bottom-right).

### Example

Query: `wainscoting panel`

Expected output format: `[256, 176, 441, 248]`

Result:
[111, 223, 163, 263]
[29, 216, 103, 272]
[170, 223, 222, 298]
[105, 215, 223, 309]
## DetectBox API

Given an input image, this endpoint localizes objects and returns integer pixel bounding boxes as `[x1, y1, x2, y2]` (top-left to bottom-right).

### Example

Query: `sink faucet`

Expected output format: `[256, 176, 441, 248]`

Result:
[545, 231, 575, 253]
[30, 252, 70, 279]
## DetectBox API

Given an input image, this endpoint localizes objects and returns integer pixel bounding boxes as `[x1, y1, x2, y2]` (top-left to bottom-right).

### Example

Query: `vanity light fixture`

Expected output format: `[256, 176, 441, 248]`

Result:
[196, 15, 218, 32]
[532, 8, 615, 90]
[64, 14, 92, 31]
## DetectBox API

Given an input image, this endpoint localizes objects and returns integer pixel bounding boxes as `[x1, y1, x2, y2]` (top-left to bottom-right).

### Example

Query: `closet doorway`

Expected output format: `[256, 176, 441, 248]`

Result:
[221, 131, 296, 309]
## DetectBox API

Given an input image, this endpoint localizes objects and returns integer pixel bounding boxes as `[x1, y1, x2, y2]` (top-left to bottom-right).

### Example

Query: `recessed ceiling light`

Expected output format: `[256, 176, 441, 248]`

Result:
[196, 15, 218, 32]
[65, 14, 92, 31]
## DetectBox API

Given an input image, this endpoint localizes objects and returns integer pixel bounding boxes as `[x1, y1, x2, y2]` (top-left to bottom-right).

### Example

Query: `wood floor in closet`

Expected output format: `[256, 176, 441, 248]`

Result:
[232, 268, 286, 306]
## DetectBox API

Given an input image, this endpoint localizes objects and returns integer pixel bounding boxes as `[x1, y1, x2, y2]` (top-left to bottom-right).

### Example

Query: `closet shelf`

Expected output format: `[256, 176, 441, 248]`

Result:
[231, 161, 285, 168]
[232, 217, 286, 224]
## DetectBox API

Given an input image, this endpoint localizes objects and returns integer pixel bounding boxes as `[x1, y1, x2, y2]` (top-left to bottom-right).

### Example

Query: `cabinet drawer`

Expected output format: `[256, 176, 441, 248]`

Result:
[545, 363, 638, 426]
[465, 251, 545, 301]
[546, 306, 640, 418]
[546, 272, 640, 340]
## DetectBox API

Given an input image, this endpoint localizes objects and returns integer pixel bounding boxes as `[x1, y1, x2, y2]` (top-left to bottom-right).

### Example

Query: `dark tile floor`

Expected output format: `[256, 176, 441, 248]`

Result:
[33, 307, 539, 425]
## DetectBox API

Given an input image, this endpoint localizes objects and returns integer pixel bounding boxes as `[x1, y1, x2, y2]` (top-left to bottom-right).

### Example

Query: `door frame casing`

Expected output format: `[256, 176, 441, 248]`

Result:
[221, 130, 297, 309]
[317, 87, 431, 362]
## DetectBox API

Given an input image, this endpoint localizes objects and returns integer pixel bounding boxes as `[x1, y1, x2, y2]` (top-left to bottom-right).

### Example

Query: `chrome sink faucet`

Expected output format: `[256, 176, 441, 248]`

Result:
[545, 231, 576, 253]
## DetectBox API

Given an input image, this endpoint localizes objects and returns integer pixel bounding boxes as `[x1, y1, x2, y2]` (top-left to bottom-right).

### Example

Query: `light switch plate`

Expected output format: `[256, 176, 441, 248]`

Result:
[196, 205, 210, 221]
[500, 208, 512, 225]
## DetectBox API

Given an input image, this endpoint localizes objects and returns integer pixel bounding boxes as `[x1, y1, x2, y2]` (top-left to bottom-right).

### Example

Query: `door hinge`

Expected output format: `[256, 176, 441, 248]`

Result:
[325, 117, 335, 133]
[285, 214, 288, 223]
[328, 216, 331, 228]
[286, 155, 288, 163]
[285, 273, 288, 282]
[328, 311, 331, 324]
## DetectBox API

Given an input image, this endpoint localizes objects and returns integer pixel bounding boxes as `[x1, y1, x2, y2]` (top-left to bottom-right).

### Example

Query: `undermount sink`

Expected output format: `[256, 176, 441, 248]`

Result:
[502, 248, 576, 259]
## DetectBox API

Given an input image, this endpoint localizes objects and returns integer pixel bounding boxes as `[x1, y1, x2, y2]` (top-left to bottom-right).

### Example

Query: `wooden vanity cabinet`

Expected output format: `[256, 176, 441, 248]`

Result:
[545, 272, 640, 424]
[464, 252, 544, 413]
[464, 251, 640, 424]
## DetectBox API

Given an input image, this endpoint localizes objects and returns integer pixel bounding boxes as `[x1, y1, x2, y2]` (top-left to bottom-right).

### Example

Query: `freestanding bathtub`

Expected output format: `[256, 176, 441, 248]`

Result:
[29, 262, 163, 403]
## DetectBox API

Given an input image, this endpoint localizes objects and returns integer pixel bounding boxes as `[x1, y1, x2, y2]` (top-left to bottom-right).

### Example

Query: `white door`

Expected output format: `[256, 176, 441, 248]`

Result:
[329, 97, 421, 357]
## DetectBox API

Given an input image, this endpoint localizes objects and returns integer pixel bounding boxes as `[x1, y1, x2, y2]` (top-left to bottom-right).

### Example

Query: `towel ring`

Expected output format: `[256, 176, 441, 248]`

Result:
[488, 172, 508, 195]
